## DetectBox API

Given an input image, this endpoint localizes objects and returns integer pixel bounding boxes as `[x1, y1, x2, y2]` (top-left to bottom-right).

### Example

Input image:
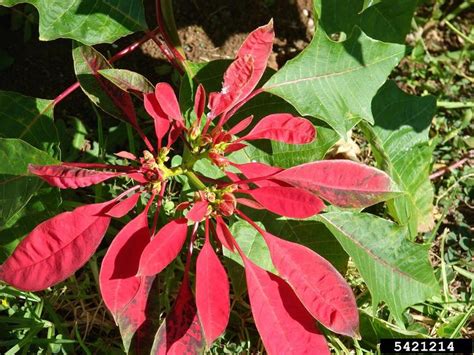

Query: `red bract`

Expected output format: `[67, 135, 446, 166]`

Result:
[29, 164, 124, 189]
[196, 219, 230, 345]
[208, 20, 274, 119]
[138, 218, 188, 276]
[272, 160, 401, 207]
[0, 21, 403, 355]
[0, 200, 114, 291]
[242, 258, 330, 354]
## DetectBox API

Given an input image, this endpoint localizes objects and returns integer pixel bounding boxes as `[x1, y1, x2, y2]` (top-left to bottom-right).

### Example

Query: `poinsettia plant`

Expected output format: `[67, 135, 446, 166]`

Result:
[0, 0, 441, 353]
[0, 22, 401, 353]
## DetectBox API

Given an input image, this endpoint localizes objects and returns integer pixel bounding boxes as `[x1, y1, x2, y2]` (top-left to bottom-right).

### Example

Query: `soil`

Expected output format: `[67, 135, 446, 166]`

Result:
[170, 0, 314, 67]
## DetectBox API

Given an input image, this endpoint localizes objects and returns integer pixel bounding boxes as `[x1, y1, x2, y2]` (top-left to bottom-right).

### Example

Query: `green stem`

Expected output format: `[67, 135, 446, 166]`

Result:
[185, 170, 206, 190]
[179, 147, 207, 190]
[88, 255, 101, 295]
[359, 121, 391, 172]
[437, 101, 474, 109]
[126, 123, 136, 156]
[444, 19, 473, 44]
[440, 229, 450, 303]
[446, 1, 472, 21]
[91, 103, 104, 202]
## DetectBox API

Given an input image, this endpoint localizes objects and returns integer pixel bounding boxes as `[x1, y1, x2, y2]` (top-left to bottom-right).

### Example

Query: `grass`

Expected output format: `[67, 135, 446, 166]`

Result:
[0, 0, 473, 353]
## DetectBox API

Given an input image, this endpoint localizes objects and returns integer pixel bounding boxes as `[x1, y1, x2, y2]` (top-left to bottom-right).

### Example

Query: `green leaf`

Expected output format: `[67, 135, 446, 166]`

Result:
[193, 158, 226, 180]
[316, 0, 417, 43]
[318, 211, 439, 323]
[361, 81, 436, 237]
[263, 28, 405, 137]
[224, 220, 275, 296]
[437, 310, 473, 338]
[362, 0, 382, 9]
[73, 43, 136, 123]
[0, 138, 59, 175]
[0, 91, 59, 229]
[0, 0, 146, 45]
[0, 91, 58, 154]
[99, 68, 154, 94]
[0, 138, 59, 228]
[359, 309, 425, 349]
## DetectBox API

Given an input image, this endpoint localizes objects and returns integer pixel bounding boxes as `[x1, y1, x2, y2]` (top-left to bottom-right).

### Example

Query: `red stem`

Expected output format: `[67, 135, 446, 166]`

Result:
[235, 209, 266, 237]
[184, 222, 200, 275]
[155, 0, 186, 63]
[430, 151, 472, 180]
[146, 32, 184, 75]
[202, 117, 213, 137]
[53, 82, 81, 106]
[136, 126, 156, 153]
[109, 27, 160, 64]
[145, 190, 158, 214]
[115, 185, 142, 201]
[220, 215, 246, 259]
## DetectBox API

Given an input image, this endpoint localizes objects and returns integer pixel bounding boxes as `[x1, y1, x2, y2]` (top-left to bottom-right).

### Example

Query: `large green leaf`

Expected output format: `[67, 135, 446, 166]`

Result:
[315, 0, 417, 43]
[263, 28, 405, 137]
[0, 138, 59, 228]
[0, 91, 58, 154]
[318, 211, 439, 323]
[361, 81, 436, 237]
[0, 0, 146, 45]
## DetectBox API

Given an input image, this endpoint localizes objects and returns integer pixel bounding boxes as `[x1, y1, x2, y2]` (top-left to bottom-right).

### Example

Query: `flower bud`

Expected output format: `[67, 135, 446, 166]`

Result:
[218, 192, 237, 216]
[209, 152, 229, 168]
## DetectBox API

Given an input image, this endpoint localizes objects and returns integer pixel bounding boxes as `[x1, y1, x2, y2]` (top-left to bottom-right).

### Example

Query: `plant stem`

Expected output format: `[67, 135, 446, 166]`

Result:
[430, 150, 473, 180]
[126, 123, 137, 156]
[91, 104, 106, 162]
[91, 103, 105, 202]
[109, 27, 161, 63]
[146, 32, 184, 75]
[157, 0, 185, 59]
[444, 19, 474, 44]
[53, 82, 81, 106]
[437, 101, 474, 109]
[185, 170, 207, 190]
[156, 0, 193, 76]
